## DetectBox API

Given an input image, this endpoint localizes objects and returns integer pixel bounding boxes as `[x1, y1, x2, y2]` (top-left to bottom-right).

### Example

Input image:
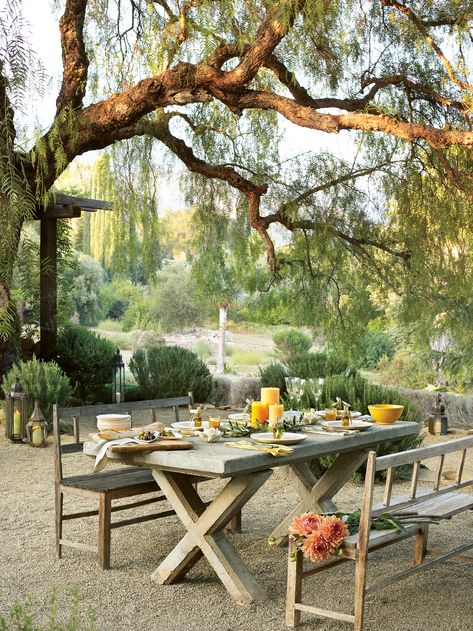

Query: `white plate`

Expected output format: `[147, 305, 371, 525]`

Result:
[97, 414, 131, 430]
[228, 413, 250, 422]
[97, 414, 131, 422]
[315, 411, 362, 419]
[132, 433, 159, 444]
[157, 429, 183, 440]
[250, 432, 308, 445]
[172, 421, 209, 431]
[320, 420, 372, 431]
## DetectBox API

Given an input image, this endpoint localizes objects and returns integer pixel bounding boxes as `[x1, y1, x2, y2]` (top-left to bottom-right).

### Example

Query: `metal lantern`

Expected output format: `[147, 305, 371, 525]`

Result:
[5, 377, 27, 442]
[111, 348, 125, 403]
[428, 393, 448, 436]
[26, 400, 48, 448]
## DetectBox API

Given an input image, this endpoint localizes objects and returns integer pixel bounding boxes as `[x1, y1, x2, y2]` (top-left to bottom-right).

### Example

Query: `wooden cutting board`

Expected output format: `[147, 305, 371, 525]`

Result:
[109, 440, 193, 453]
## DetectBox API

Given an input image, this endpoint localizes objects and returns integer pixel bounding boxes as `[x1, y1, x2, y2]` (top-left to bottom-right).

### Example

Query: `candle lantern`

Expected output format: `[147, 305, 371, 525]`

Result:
[111, 348, 125, 403]
[5, 377, 27, 442]
[427, 394, 448, 436]
[26, 400, 48, 448]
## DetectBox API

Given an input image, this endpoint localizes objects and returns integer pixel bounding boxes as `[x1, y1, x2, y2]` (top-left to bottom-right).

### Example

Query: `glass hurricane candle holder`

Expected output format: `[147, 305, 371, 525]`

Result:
[26, 400, 48, 448]
[5, 378, 27, 443]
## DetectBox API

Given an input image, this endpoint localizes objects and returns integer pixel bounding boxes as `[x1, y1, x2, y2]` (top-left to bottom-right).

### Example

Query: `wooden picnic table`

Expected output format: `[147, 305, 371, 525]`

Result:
[84, 422, 420, 605]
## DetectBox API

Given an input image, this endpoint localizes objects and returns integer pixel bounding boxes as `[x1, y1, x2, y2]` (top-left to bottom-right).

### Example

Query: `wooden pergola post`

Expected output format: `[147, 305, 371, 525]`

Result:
[35, 194, 111, 361]
[40, 218, 58, 360]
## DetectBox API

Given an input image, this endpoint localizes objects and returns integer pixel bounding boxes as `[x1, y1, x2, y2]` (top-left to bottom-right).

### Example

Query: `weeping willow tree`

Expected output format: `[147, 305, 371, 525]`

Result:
[191, 185, 264, 371]
[1, 0, 473, 375]
[58, 146, 161, 282]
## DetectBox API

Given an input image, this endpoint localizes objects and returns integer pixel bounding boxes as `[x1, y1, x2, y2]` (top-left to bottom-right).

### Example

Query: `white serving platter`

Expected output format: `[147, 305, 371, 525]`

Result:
[250, 432, 308, 445]
[320, 420, 372, 431]
[228, 413, 251, 422]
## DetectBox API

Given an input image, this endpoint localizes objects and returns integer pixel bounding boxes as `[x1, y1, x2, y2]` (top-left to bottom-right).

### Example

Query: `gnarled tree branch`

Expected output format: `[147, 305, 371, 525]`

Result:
[381, 0, 473, 94]
[56, 0, 89, 112]
[224, 90, 473, 148]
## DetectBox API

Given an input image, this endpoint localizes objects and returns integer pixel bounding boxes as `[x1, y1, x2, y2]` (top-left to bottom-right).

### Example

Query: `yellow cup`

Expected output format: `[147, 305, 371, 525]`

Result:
[209, 417, 221, 430]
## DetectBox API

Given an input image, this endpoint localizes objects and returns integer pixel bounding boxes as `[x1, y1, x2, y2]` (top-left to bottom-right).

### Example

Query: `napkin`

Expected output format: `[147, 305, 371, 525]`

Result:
[225, 440, 294, 456]
[89, 438, 139, 472]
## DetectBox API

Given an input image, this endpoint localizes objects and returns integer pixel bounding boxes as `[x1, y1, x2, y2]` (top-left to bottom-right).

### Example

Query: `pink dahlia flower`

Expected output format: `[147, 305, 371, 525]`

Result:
[289, 512, 322, 537]
[301, 531, 333, 563]
[318, 515, 349, 549]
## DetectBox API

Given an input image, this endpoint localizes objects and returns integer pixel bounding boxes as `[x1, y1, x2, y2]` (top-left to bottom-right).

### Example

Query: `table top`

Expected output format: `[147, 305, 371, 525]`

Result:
[84, 422, 420, 478]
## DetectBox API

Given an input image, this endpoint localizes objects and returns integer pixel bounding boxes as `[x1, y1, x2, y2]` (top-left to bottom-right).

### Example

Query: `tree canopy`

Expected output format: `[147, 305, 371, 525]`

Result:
[1, 0, 473, 369]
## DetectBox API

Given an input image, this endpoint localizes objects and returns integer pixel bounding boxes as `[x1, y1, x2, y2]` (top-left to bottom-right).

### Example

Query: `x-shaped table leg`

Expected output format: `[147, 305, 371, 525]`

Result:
[151, 469, 271, 604]
[270, 448, 370, 545]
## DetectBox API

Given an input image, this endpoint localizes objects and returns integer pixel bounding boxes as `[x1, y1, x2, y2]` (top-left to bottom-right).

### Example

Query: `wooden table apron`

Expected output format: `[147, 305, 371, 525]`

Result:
[84, 422, 419, 605]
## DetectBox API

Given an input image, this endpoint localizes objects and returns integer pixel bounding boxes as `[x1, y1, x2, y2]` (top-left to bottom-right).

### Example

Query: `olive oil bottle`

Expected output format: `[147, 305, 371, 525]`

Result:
[194, 405, 203, 428]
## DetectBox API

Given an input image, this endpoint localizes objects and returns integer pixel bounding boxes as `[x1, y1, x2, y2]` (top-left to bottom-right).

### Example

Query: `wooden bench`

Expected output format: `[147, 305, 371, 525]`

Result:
[286, 435, 473, 631]
[53, 395, 195, 569]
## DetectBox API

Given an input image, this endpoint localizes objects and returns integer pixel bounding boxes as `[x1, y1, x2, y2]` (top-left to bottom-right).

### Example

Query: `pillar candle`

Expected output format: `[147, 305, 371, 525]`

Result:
[13, 409, 21, 437]
[251, 401, 269, 427]
[268, 404, 284, 426]
[261, 387, 280, 405]
[115, 392, 121, 404]
[32, 425, 43, 446]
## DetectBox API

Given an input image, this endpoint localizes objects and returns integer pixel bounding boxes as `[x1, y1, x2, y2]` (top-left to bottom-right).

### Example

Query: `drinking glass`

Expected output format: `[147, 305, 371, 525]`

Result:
[209, 417, 221, 430]
[324, 408, 337, 421]
[307, 377, 324, 410]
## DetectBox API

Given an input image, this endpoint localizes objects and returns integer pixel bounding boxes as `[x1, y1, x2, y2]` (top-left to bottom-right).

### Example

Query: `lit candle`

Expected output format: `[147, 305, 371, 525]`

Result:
[261, 387, 280, 406]
[115, 392, 121, 404]
[13, 409, 21, 437]
[32, 425, 43, 446]
[268, 404, 284, 428]
[251, 401, 269, 427]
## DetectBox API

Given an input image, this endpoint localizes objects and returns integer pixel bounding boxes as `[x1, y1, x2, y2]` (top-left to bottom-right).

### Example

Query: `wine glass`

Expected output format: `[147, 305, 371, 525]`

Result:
[285, 377, 300, 409]
[307, 377, 324, 410]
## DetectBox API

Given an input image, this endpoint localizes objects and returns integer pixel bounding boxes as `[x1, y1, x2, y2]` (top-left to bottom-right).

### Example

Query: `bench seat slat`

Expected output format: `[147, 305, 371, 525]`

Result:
[395, 491, 473, 519]
[343, 524, 419, 549]
[61, 467, 157, 492]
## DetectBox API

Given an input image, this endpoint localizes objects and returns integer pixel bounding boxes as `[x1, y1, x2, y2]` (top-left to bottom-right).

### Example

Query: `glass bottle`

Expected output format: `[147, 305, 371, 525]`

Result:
[341, 403, 351, 428]
[194, 405, 203, 428]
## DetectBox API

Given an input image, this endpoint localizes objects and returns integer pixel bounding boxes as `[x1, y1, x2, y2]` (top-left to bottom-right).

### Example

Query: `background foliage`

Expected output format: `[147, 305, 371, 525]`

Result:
[56, 325, 115, 403]
[1, 357, 72, 424]
[129, 345, 213, 403]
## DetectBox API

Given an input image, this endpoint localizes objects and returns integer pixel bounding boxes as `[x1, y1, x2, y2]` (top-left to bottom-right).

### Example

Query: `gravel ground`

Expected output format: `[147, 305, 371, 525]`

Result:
[1, 415, 473, 631]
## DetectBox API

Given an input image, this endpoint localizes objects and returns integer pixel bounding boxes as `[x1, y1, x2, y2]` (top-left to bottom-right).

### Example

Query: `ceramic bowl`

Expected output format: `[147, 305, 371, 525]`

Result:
[368, 404, 404, 424]
[198, 428, 222, 443]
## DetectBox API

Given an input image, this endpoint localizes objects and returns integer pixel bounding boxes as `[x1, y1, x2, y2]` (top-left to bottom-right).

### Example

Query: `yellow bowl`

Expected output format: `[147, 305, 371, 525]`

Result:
[368, 404, 404, 424]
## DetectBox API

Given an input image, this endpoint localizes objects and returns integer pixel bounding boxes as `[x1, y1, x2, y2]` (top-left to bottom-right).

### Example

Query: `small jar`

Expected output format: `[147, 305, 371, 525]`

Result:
[324, 409, 337, 421]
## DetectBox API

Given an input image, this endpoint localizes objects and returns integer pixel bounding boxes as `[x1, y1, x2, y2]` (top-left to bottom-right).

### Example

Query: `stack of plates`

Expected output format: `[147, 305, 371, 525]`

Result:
[96, 414, 131, 431]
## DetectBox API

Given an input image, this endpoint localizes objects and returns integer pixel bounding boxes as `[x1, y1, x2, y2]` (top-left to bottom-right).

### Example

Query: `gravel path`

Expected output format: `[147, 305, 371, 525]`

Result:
[1, 417, 473, 631]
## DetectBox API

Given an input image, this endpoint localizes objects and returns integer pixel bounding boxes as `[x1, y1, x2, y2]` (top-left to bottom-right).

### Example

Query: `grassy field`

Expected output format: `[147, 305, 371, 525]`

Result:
[92, 320, 287, 377]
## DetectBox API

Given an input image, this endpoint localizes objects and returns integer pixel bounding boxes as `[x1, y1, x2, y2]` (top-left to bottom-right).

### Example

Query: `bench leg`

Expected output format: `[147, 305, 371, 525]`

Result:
[55, 488, 63, 559]
[413, 526, 429, 566]
[98, 494, 112, 569]
[353, 554, 368, 631]
[286, 539, 302, 627]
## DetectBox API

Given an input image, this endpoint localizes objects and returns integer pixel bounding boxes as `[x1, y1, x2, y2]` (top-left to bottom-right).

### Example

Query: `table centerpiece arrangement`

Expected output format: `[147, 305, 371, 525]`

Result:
[225, 386, 305, 439]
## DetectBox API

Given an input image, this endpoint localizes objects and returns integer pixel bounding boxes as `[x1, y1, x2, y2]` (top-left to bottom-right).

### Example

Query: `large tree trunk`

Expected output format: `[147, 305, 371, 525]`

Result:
[216, 304, 228, 374]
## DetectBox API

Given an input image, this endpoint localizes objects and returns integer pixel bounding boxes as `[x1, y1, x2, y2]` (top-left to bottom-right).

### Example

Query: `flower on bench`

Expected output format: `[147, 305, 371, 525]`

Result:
[288, 510, 408, 563]
[290, 512, 348, 562]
